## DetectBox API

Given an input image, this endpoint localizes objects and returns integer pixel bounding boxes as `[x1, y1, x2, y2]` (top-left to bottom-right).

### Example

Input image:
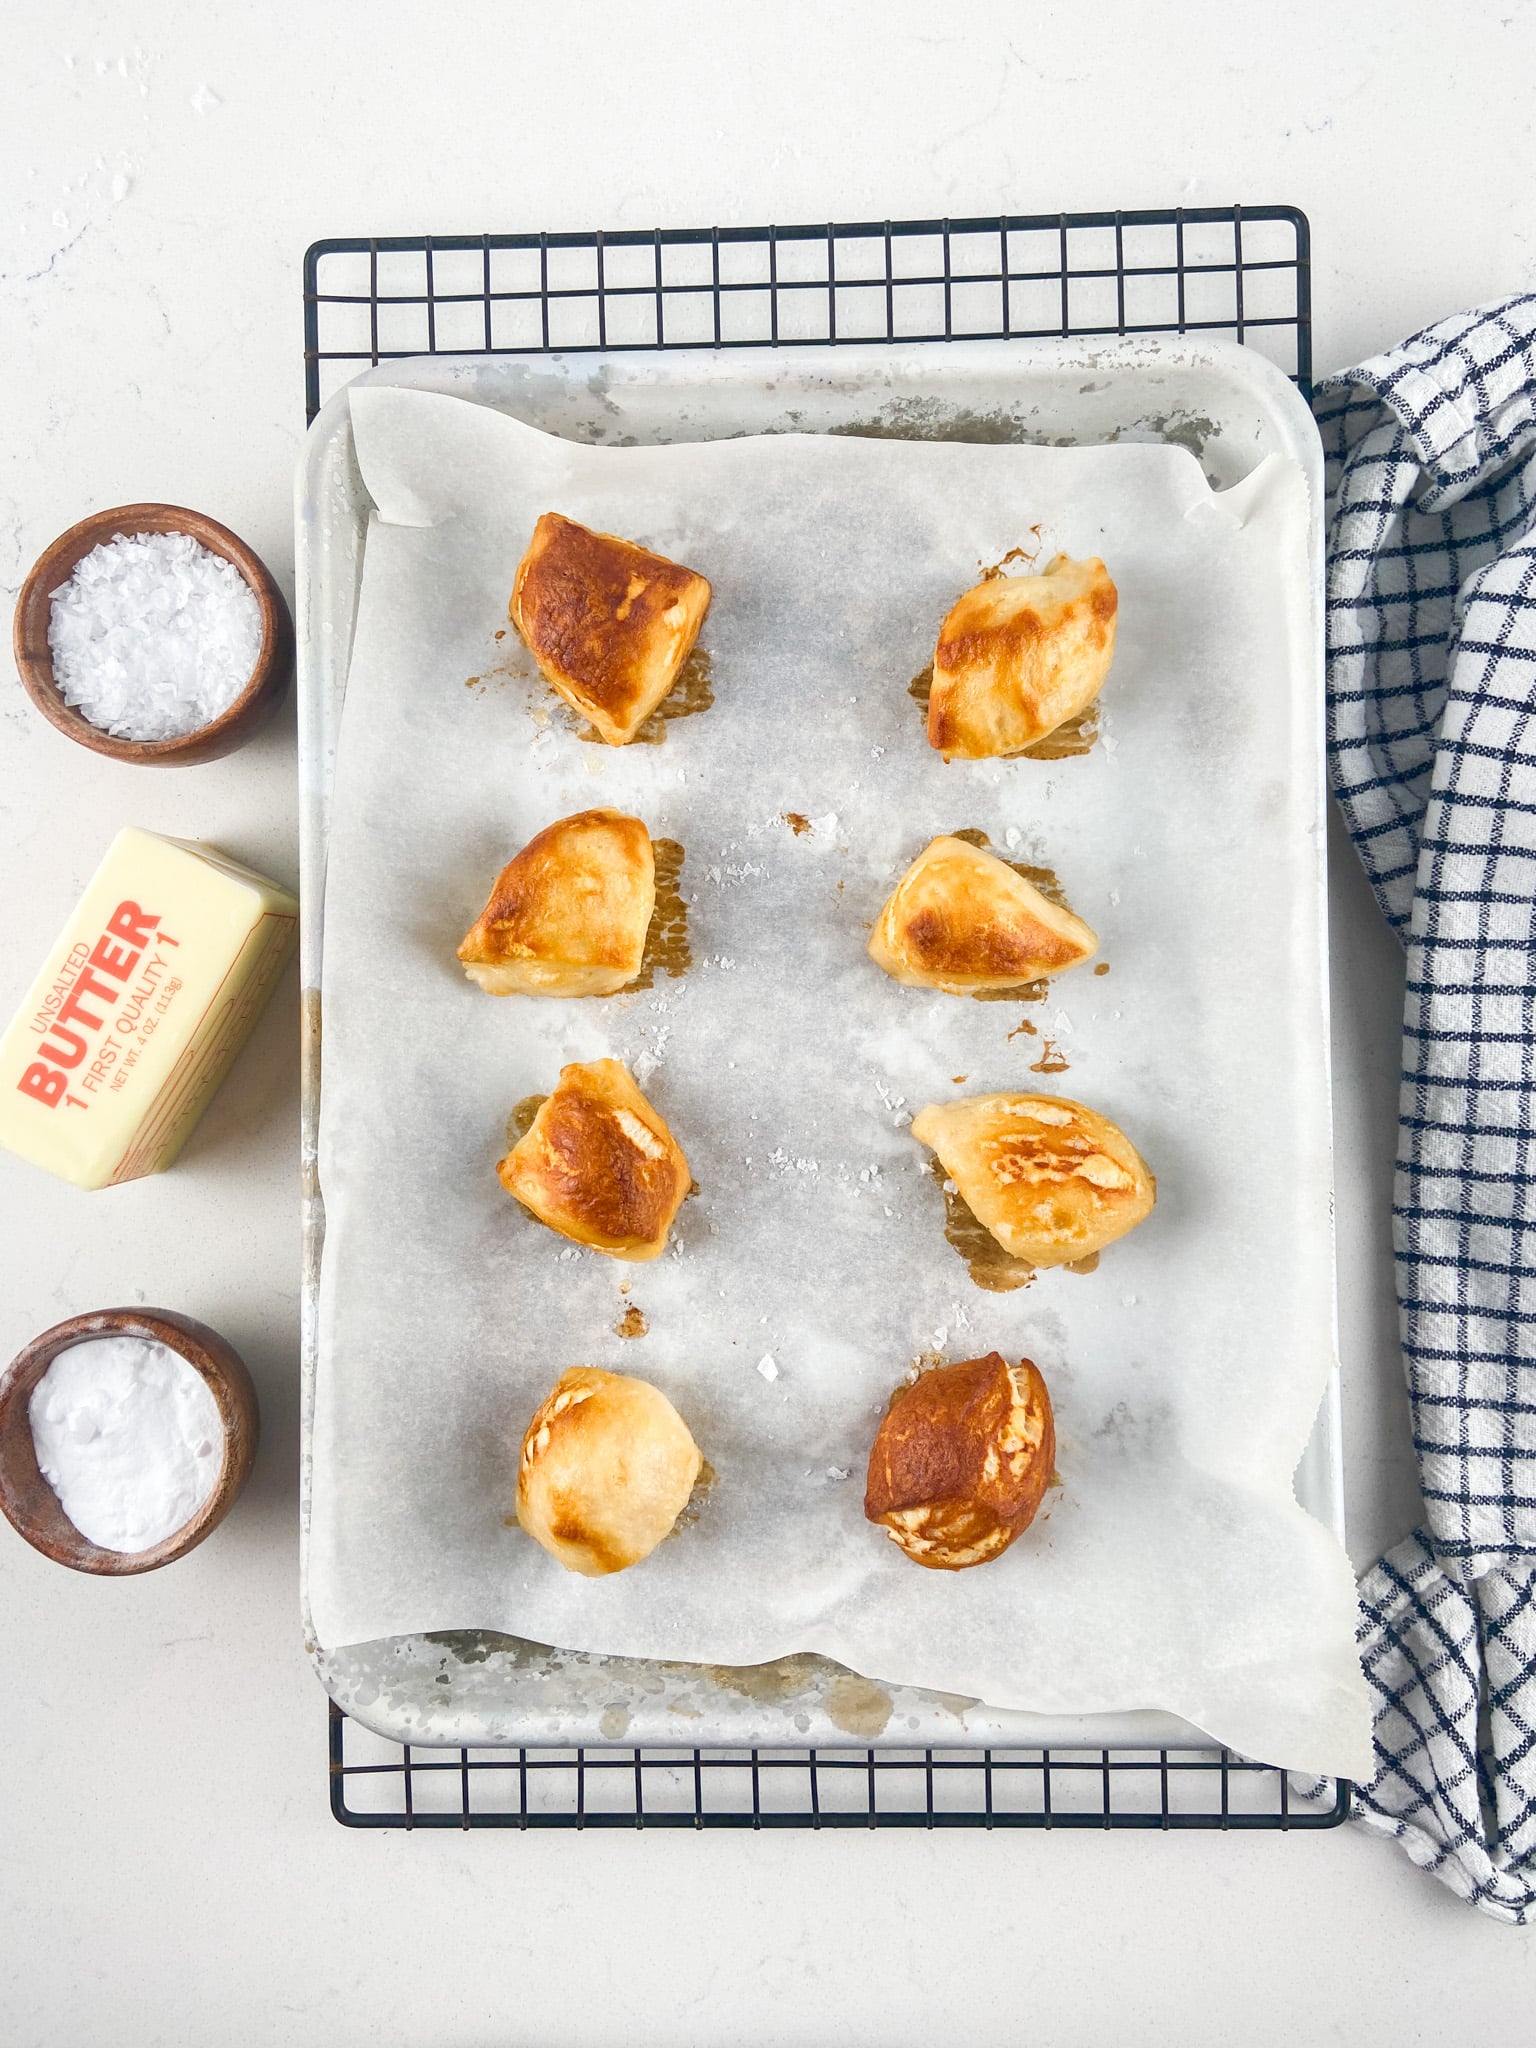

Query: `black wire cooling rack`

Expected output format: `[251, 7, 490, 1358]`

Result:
[304, 204, 1310, 422]
[330, 1701, 1348, 1830]
[307, 204, 1344, 1834]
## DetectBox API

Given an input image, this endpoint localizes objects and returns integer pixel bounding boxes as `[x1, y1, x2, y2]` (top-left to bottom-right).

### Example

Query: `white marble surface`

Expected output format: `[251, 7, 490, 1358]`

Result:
[2, 3, 1534, 2039]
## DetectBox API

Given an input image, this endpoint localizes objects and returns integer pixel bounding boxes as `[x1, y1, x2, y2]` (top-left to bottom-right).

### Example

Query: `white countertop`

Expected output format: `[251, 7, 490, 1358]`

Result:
[3, 3, 1534, 2038]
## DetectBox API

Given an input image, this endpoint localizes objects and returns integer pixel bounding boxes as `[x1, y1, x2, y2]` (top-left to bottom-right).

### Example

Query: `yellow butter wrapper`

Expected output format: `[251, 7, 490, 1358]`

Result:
[0, 827, 298, 1189]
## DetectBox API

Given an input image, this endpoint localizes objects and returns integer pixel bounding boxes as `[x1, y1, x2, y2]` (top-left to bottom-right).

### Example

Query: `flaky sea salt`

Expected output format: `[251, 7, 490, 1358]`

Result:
[47, 530, 262, 741]
[28, 1335, 224, 1553]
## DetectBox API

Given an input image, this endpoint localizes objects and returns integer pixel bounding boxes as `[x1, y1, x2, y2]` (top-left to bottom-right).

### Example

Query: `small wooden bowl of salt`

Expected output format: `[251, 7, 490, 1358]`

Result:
[0, 1308, 260, 1574]
[12, 503, 292, 765]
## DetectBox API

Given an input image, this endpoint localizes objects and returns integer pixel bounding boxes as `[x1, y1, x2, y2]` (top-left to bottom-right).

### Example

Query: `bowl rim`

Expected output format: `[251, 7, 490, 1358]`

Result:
[11, 502, 293, 765]
[0, 1307, 260, 1575]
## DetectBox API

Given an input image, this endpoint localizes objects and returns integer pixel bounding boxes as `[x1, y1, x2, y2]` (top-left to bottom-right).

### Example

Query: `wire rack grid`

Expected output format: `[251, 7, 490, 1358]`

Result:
[331, 1702, 1348, 1832]
[304, 204, 1310, 422]
[306, 203, 1343, 1834]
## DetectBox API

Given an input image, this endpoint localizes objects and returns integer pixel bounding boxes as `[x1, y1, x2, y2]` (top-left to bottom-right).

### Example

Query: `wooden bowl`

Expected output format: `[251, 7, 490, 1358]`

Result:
[12, 503, 293, 765]
[0, 1308, 260, 1574]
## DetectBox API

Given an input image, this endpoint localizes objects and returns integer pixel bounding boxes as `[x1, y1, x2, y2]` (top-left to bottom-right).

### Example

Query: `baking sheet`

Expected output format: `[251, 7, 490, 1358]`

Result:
[310, 382, 1371, 1779]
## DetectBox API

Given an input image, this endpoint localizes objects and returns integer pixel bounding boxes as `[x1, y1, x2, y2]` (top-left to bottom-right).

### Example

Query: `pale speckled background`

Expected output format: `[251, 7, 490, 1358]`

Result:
[3, 3, 1535, 2041]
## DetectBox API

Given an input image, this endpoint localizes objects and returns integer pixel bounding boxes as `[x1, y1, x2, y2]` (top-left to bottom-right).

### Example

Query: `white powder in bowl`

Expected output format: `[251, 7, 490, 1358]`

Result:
[47, 529, 263, 741]
[28, 1334, 225, 1553]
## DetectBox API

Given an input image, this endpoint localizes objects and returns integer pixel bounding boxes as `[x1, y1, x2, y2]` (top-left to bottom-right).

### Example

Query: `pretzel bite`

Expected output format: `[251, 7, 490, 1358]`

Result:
[458, 809, 655, 997]
[912, 1091, 1154, 1268]
[865, 1352, 1055, 1569]
[512, 512, 711, 745]
[928, 555, 1117, 760]
[498, 1058, 690, 1262]
[869, 834, 1096, 993]
[517, 1366, 702, 1576]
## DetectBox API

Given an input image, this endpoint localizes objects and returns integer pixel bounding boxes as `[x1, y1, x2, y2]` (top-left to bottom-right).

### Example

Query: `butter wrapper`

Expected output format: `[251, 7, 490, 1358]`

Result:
[0, 827, 297, 1189]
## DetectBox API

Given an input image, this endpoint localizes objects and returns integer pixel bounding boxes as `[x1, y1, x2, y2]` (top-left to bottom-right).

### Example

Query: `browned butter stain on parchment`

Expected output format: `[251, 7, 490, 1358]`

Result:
[506, 1094, 547, 1147]
[1017, 702, 1099, 760]
[1029, 1038, 1070, 1075]
[783, 811, 812, 837]
[301, 988, 324, 1294]
[978, 530, 1044, 580]
[631, 838, 690, 990]
[1094, 960, 1111, 976]
[671, 1458, 717, 1531]
[704, 1654, 823, 1703]
[1065, 1252, 1100, 1276]
[907, 661, 1100, 761]
[825, 1675, 893, 1739]
[614, 1304, 649, 1338]
[571, 645, 715, 746]
[971, 979, 1049, 1005]
[925, 1158, 1036, 1294]
[466, 625, 536, 696]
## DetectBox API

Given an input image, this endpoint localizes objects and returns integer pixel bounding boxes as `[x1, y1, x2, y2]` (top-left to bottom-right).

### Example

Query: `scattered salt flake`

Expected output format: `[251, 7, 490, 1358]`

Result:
[1004, 826, 1022, 850]
[810, 811, 838, 836]
[826, 1465, 852, 1482]
[1108, 888, 1122, 905]
[757, 1354, 779, 1382]
[110, 171, 131, 201]
[1054, 1010, 1074, 1034]
[190, 82, 221, 113]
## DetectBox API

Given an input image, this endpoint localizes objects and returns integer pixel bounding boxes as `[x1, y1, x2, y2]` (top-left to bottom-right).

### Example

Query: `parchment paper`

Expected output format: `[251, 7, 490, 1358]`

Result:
[311, 384, 1372, 1779]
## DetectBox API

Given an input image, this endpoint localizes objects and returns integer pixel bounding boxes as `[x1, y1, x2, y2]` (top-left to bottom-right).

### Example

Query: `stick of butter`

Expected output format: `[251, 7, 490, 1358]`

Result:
[0, 827, 298, 1189]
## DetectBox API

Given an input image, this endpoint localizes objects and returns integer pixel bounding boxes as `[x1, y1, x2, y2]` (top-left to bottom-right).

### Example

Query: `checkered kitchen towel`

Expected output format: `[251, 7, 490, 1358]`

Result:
[1319, 295, 1536, 1921]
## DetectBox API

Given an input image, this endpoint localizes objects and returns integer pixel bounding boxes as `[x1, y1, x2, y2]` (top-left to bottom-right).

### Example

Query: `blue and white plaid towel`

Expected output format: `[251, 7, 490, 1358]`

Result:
[1316, 294, 1536, 1922]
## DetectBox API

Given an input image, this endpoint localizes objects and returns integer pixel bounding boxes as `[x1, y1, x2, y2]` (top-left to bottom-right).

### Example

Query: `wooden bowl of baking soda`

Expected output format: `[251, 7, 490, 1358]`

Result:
[0, 1308, 260, 1574]
[12, 503, 293, 765]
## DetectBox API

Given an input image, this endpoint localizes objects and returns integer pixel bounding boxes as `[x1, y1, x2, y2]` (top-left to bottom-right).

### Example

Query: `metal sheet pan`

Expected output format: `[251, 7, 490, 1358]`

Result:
[296, 336, 1335, 1751]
